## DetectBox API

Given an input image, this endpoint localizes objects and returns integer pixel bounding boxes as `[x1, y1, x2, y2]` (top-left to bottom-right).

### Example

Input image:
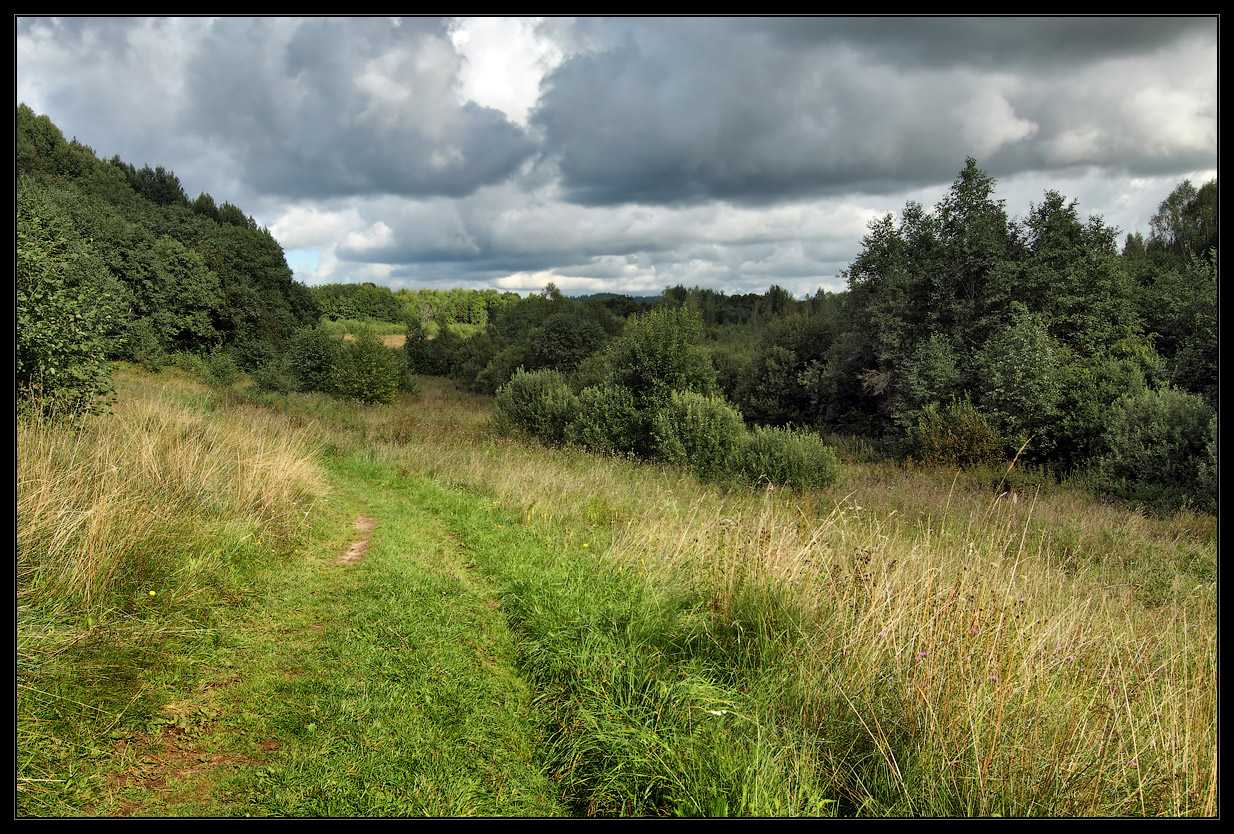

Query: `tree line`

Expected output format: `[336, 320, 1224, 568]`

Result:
[17, 104, 319, 411]
[412, 161, 1216, 514]
[16, 103, 1215, 513]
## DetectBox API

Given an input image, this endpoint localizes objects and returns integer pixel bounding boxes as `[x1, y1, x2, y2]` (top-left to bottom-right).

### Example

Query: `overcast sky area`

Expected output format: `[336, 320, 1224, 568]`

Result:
[17, 16, 1218, 297]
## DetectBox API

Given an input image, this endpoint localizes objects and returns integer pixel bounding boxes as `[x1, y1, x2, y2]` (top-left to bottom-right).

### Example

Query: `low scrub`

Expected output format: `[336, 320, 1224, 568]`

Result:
[909, 397, 1004, 469]
[567, 384, 645, 456]
[331, 328, 405, 404]
[738, 425, 842, 491]
[1093, 386, 1215, 513]
[493, 368, 578, 446]
[652, 390, 747, 480]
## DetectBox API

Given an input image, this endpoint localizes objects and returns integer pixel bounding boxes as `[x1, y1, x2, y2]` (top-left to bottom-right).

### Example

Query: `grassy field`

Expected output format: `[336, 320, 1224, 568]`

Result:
[322, 317, 484, 348]
[16, 366, 1217, 816]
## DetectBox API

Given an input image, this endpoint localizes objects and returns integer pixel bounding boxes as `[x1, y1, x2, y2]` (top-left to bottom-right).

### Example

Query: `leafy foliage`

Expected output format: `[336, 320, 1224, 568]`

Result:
[908, 397, 1004, 469]
[603, 306, 718, 404]
[1094, 387, 1216, 513]
[566, 385, 645, 456]
[16, 182, 121, 416]
[286, 325, 345, 394]
[493, 368, 579, 446]
[972, 311, 1062, 449]
[17, 104, 318, 381]
[737, 426, 842, 492]
[528, 310, 608, 374]
[331, 329, 404, 404]
[652, 391, 747, 480]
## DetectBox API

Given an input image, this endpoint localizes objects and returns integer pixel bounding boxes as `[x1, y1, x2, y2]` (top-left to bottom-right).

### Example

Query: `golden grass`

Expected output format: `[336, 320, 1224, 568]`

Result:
[17, 367, 327, 615]
[23, 369, 1209, 814]
[340, 332, 407, 348]
[346, 377, 1216, 816]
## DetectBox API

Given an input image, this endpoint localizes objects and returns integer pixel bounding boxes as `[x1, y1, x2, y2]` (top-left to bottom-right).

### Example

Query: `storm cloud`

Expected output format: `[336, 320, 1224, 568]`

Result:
[16, 16, 1217, 296]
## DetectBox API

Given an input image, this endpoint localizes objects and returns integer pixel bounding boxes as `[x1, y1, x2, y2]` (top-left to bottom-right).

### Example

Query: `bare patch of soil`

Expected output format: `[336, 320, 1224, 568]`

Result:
[337, 514, 376, 564]
[106, 728, 256, 816]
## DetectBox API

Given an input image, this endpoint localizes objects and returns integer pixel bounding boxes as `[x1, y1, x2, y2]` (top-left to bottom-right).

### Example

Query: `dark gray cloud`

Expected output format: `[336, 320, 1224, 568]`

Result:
[18, 17, 536, 202]
[176, 18, 535, 199]
[532, 17, 1216, 207]
[752, 17, 1213, 71]
[16, 17, 1216, 297]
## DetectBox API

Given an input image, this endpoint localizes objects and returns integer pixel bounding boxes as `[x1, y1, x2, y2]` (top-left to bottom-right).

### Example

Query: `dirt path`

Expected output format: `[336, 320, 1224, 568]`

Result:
[337, 514, 376, 564]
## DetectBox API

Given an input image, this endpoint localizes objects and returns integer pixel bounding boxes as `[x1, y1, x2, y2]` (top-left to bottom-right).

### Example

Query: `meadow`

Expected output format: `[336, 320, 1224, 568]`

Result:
[16, 366, 1217, 816]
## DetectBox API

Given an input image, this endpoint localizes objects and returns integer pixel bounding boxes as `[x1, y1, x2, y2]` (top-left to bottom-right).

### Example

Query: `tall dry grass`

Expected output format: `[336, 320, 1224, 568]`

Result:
[178, 375, 1215, 815]
[337, 377, 1215, 816]
[17, 367, 327, 620]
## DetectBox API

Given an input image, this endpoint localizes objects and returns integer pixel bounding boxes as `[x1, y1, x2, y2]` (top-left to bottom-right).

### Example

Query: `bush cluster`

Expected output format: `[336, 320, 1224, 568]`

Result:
[493, 371, 841, 492]
[1093, 386, 1215, 513]
[738, 425, 842, 492]
[652, 391, 747, 480]
[492, 368, 578, 445]
[331, 330, 405, 404]
[909, 397, 1004, 469]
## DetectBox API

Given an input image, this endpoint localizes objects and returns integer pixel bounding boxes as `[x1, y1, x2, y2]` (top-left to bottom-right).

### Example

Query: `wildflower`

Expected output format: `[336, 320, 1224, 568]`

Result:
[149, 591, 156, 597]
[708, 710, 728, 717]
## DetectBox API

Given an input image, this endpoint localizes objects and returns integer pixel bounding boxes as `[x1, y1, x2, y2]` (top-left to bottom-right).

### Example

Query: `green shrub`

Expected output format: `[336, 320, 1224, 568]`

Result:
[652, 391, 747, 480]
[475, 345, 528, 395]
[331, 329, 403, 404]
[528, 310, 606, 373]
[1094, 386, 1215, 512]
[126, 318, 169, 372]
[170, 350, 208, 377]
[738, 426, 841, 491]
[909, 397, 1004, 469]
[202, 348, 239, 387]
[250, 359, 296, 394]
[603, 306, 717, 401]
[973, 313, 1062, 445]
[287, 325, 344, 394]
[493, 368, 579, 446]
[16, 187, 120, 417]
[1194, 415, 1217, 515]
[566, 385, 645, 456]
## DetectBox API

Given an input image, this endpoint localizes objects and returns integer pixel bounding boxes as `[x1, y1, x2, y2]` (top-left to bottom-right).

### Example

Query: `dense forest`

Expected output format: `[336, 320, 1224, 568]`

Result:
[17, 104, 319, 405]
[17, 105, 1217, 514]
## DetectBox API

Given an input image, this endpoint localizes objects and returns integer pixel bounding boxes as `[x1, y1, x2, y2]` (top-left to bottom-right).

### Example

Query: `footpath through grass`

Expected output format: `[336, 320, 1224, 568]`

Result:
[216, 457, 567, 816]
[19, 370, 1216, 816]
[18, 449, 568, 815]
[19, 439, 828, 816]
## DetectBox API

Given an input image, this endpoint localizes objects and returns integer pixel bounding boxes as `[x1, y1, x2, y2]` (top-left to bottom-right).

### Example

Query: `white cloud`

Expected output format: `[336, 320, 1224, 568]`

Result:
[269, 205, 363, 250]
[494, 270, 615, 292]
[957, 86, 1038, 158]
[342, 220, 396, 252]
[449, 17, 563, 126]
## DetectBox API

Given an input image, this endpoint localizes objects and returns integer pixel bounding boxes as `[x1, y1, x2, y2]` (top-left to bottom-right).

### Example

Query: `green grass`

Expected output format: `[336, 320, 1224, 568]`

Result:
[394, 472, 836, 817]
[17, 368, 1217, 817]
[217, 458, 564, 816]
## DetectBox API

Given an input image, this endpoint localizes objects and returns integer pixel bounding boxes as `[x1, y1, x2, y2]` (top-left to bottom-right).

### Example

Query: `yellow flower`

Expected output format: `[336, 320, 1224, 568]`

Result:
[149, 591, 157, 597]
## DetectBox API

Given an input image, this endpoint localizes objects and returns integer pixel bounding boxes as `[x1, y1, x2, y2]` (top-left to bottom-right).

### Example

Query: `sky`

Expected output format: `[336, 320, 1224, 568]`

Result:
[16, 16, 1218, 297]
